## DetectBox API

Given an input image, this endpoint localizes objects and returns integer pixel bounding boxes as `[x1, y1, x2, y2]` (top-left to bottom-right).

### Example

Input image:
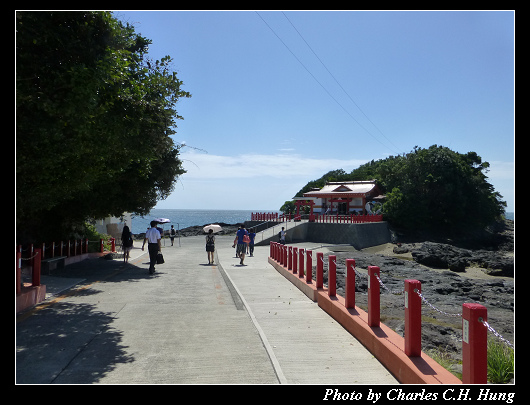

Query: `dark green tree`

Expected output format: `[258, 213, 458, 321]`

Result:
[379, 145, 506, 231]
[16, 12, 191, 242]
[280, 200, 295, 215]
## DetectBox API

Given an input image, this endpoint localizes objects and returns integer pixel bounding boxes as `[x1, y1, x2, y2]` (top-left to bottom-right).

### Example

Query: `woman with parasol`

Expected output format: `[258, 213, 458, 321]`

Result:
[203, 224, 222, 265]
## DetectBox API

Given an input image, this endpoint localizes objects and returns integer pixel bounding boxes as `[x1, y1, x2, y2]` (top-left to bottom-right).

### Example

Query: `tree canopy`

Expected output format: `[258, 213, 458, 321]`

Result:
[16, 12, 191, 242]
[294, 145, 506, 232]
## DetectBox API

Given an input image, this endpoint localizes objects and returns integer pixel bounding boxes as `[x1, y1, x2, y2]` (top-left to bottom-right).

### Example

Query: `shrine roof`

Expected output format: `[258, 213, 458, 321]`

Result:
[303, 180, 378, 197]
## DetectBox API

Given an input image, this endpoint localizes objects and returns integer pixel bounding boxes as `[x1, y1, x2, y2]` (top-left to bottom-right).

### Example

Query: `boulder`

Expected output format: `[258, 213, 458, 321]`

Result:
[411, 241, 513, 276]
[393, 246, 409, 254]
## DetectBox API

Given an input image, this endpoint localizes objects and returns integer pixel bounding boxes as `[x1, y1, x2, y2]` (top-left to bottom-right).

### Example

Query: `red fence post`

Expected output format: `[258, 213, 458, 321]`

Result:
[368, 266, 380, 327]
[306, 250, 312, 283]
[100, 239, 104, 253]
[32, 248, 42, 287]
[270, 241, 273, 258]
[345, 259, 356, 308]
[405, 279, 422, 357]
[316, 252, 324, 288]
[292, 247, 298, 274]
[328, 255, 336, 297]
[462, 303, 488, 384]
[288, 246, 293, 270]
[298, 248, 305, 278]
[111, 238, 116, 253]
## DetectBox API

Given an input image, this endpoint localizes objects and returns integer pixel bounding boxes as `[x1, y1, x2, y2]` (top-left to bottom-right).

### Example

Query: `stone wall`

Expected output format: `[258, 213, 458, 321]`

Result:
[256, 221, 391, 249]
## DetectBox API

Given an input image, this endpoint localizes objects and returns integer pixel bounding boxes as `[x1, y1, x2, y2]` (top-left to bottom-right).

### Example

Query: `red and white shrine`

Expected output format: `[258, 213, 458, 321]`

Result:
[295, 180, 385, 218]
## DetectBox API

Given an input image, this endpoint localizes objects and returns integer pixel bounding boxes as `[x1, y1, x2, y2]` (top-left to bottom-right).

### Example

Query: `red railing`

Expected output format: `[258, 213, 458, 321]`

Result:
[16, 238, 116, 294]
[252, 212, 383, 223]
[251, 212, 281, 221]
[269, 241, 513, 384]
[251, 212, 292, 222]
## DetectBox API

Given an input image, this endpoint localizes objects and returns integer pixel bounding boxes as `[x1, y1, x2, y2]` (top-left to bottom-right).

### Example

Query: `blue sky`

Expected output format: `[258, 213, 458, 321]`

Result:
[114, 10, 514, 212]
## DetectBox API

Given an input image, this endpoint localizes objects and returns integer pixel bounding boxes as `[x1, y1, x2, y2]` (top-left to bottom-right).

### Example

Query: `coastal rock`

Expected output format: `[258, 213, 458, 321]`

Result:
[392, 245, 409, 254]
[411, 242, 514, 277]
[411, 242, 469, 269]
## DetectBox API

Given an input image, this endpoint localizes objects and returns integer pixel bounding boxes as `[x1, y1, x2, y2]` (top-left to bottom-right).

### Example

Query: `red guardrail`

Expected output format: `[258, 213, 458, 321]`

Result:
[269, 241, 512, 384]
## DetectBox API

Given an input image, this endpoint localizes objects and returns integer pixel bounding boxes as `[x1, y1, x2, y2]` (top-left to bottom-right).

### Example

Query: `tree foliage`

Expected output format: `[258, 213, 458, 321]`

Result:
[16, 12, 191, 241]
[280, 200, 295, 215]
[294, 145, 506, 233]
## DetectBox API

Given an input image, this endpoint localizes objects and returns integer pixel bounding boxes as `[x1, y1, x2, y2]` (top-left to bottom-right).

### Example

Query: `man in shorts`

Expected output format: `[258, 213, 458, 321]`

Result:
[234, 224, 248, 265]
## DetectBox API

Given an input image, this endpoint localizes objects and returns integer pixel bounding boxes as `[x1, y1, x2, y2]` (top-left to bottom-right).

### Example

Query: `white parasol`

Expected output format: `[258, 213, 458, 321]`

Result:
[203, 224, 223, 234]
[153, 218, 171, 246]
[154, 218, 171, 223]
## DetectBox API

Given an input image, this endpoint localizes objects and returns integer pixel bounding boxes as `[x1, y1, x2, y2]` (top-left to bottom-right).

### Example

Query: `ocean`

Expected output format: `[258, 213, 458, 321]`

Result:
[130, 209, 280, 235]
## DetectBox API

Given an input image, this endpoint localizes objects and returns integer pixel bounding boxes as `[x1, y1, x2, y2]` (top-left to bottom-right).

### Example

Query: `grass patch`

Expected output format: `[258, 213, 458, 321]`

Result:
[487, 337, 514, 383]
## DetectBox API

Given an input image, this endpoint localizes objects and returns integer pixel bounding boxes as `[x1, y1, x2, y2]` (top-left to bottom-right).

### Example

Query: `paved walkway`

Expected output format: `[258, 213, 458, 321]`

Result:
[16, 236, 398, 384]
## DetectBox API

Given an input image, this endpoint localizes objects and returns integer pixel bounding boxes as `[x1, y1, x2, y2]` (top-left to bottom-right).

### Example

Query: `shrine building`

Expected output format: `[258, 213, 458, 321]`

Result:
[293, 180, 385, 217]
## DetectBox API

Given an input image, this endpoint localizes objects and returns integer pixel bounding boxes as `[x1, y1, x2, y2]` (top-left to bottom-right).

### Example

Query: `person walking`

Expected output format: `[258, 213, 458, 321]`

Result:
[206, 228, 215, 264]
[142, 221, 161, 274]
[279, 227, 286, 245]
[121, 225, 133, 264]
[169, 225, 176, 246]
[248, 228, 256, 257]
[234, 224, 248, 265]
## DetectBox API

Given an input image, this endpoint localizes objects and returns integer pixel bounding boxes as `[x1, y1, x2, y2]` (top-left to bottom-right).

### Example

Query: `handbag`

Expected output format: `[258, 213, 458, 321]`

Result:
[156, 252, 165, 264]
[243, 235, 250, 243]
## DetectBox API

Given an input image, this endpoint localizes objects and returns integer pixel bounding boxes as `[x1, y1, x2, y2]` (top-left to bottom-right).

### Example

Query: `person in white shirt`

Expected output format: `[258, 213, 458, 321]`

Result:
[142, 221, 161, 274]
[280, 227, 286, 245]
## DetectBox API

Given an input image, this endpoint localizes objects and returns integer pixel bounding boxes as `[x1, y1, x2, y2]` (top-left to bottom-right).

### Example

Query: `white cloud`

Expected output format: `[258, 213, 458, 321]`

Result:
[179, 151, 366, 180]
[155, 151, 369, 210]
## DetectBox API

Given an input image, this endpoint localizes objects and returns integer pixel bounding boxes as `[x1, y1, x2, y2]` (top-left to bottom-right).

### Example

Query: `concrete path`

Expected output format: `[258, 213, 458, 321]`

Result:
[252, 220, 307, 246]
[16, 236, 397, 384]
